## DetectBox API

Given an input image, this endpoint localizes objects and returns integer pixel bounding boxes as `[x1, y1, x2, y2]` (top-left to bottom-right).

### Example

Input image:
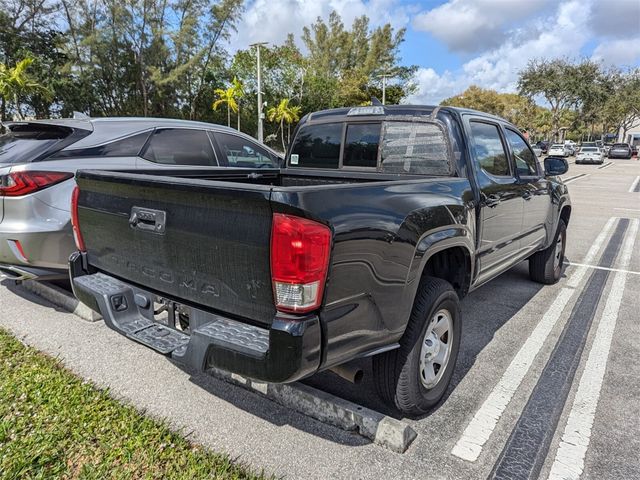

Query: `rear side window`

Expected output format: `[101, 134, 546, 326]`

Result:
[343, 123, 380, 168]
[504, 129, 539, 177]
[214, 132, 278, 168]
[469, 122, 510, 177]
[0, 124, 72, 164]
[289, 123, 342, 168]
[52, 131, 151, 159]
[141, 129, 217, 166]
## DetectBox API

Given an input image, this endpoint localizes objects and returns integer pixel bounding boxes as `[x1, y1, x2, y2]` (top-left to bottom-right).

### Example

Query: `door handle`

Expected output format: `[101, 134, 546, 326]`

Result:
[483, 193, 501, 208]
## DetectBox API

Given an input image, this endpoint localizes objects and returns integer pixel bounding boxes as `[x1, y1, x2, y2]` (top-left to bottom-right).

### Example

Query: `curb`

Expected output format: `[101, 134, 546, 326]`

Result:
[20, 280, 102, 322]
[14, 279, 417, 453]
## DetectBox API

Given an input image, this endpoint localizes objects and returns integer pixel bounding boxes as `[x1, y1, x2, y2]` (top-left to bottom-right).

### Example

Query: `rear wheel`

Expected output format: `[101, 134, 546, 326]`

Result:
[373, 277, 461, 416]
[529, 219, 567, 284]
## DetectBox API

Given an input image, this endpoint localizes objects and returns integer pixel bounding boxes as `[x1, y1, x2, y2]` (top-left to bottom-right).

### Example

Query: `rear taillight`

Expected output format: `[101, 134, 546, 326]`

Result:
[0, 171, 73, 197]
[270, 213, 331, 314]
[71, 185, 86, 252]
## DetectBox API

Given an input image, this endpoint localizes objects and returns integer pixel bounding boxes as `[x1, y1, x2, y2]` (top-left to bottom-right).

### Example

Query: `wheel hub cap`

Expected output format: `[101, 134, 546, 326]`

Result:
[419, 309, 453, 389]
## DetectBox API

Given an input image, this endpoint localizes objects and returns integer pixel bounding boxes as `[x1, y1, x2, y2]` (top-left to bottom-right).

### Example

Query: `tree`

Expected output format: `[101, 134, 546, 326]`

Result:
[0, 57, 48, 120]
[601, 69, 640, 139]
[212, 84, 238, 127]
[267, 98, 301, 151]
[518, 58, 602, 141]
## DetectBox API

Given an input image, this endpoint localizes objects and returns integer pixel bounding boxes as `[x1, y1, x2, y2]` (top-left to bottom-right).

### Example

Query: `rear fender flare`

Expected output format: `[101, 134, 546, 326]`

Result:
[399, 227, 474, 330]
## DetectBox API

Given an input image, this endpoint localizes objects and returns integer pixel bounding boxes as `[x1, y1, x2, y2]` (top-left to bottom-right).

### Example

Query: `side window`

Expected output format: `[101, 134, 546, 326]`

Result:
[469, 122, 510, 177]
[343, 123, 380, 168]
[504, 129, 539, 177]
[141, 129, 216, 166]
[289, 123, 342, 169]
[52, 131, 151, 159]
[214, 132, 277, 168]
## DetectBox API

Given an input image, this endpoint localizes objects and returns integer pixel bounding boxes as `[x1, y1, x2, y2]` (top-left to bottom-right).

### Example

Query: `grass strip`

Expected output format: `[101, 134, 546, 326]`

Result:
[0, 329, 268, 479]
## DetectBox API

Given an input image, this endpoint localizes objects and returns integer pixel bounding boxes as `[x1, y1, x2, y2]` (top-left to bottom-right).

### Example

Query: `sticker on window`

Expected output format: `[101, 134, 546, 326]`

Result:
[290, 153, 299, 165]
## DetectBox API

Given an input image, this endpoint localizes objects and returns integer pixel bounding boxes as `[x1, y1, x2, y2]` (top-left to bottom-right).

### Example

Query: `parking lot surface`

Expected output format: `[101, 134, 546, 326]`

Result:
[1, 158, 639, 479]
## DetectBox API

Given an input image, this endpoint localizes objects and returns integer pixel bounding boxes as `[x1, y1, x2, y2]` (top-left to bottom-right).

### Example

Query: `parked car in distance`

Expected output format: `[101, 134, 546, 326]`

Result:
[603, 143, 613, 156]
[564, 140, 576, 156]
[608, 143, 633, 159]
[535, 140, 549, 154]
[549, 143, 571, 157]
[0, 118, 282, 281]
[632, 144, 638, 157]
[69, 105, 571, 416]
[575, 147, 604, 164]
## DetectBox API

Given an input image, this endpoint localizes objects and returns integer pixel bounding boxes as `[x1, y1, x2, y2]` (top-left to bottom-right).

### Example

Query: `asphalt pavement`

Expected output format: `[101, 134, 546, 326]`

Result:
[1, 157, 639, 479]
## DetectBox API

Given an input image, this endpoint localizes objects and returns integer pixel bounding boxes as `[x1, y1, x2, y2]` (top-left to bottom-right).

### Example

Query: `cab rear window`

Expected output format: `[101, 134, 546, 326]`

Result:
[288, 120, 452, 175]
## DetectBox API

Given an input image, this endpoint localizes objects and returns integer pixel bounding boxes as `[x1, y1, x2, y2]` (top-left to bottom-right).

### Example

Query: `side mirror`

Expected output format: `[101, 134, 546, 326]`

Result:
[544, 156, 568, 176]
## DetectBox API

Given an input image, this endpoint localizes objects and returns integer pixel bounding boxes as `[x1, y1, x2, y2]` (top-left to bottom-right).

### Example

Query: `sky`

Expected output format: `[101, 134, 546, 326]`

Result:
[229, 0, 640, 104]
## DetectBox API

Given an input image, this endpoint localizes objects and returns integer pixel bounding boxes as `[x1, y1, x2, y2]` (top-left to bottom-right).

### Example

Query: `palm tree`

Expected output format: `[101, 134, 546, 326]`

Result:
[232, 77, 245, 131]
[212, 85, 238, 128]
[267, 98, 302, 151]
[0, 58, 48, 121]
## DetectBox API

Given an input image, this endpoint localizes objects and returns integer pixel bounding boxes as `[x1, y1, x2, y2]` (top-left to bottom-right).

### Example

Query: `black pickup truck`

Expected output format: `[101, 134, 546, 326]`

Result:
[70, 105, 571, 415]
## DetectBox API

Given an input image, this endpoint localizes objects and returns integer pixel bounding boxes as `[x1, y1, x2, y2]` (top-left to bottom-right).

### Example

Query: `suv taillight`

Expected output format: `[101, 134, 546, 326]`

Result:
[71, 185, 86, 252]
[270, 213, 331, 314]
[0, 171, 73, 197]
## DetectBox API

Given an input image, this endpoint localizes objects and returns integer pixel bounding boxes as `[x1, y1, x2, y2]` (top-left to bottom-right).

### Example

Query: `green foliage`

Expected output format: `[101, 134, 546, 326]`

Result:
[0, 57, 49, 119]
[267, 98, 301, 151]
[0, 329, 267, 479]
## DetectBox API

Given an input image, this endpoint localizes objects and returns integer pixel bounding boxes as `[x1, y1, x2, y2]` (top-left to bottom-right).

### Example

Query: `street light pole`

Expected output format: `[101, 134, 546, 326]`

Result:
[250, 41, 268, 143]
[382, 74, 386, 105]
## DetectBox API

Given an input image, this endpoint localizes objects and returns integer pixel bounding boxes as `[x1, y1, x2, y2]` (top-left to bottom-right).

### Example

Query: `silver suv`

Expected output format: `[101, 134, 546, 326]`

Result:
[0, 117, 281, 280]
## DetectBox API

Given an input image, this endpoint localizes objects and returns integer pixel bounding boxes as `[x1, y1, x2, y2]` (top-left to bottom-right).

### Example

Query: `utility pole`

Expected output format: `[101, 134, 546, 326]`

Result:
[377, 68, 396, 106]
[382, 74, 386, 105]
[250, 42, 268, 143]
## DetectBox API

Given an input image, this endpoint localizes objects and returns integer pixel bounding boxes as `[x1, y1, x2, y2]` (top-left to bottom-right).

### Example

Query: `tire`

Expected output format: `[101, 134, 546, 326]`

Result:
[529, 219, 567, 284]
[372, 277, 461, 417]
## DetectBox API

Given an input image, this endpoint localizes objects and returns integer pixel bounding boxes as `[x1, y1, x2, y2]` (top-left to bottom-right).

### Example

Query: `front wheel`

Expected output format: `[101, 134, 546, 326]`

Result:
[372, 277, 461, 417]
[529, 219, 567, 284]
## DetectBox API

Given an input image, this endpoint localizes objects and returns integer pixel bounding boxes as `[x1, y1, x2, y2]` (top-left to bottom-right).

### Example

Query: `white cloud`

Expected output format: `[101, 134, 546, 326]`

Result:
[230, 0, 413, 51]
[412, 0, 553, 53]
[407, 0, 596, 104]
[592, 38, 640, 67]
[589, 0, 640, 39]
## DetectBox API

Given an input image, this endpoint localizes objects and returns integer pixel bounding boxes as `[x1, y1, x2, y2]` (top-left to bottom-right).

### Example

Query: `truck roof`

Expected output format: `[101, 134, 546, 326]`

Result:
[301, 104, 512, 126]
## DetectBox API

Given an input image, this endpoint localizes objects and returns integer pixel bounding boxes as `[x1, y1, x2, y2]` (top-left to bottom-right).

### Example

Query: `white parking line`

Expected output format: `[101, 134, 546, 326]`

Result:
[451, 288, 574, 462]
[566, 261, 640, 276]
[548, 218, 639, 480]
[614, 208, 640, 212]
[451, 217, 618, 462]
[628, 176, 640, 193]
[567, 217, 616, 289]
[597, 162, 613, 170]
[564, 174, 591, 184]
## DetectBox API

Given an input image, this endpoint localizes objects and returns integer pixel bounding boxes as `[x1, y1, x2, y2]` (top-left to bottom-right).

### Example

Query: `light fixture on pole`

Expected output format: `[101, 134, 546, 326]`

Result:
[250, 41, 269, 143]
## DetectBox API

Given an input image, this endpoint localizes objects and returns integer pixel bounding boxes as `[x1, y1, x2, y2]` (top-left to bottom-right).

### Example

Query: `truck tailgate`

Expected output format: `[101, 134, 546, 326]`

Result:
[75, 171, 276, 325]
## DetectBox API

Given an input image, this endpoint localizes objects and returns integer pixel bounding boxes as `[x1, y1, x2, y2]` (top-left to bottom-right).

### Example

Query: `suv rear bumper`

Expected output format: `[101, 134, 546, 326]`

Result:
[69, 253, 322, 383]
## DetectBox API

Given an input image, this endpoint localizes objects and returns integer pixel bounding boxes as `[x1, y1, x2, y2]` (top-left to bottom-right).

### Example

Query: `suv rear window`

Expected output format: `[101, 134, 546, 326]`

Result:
[0, 124, 72, 164]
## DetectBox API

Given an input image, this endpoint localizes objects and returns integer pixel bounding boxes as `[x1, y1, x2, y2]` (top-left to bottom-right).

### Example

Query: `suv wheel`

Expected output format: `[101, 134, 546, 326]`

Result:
[373, 277, 461, 416]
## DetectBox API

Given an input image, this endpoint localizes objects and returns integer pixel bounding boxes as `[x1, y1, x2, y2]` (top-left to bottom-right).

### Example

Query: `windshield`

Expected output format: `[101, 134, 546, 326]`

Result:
[0, 124, 72, 165]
